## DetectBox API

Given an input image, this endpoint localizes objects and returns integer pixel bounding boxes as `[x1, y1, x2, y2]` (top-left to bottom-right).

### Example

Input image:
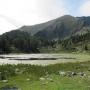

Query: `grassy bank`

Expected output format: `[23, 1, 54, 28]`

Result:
[0, 60, 90, 90]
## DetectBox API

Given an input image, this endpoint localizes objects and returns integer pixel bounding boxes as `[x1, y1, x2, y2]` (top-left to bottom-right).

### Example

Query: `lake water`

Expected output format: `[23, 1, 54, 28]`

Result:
[0, 54, 77, 65]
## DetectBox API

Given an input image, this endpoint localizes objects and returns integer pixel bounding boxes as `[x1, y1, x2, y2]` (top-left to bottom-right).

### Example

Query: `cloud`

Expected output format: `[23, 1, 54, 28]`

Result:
[0, 17, 16, 34]
[79, 0, 90, 16]
[0, 0, 68, 25]
[0, 0, 69, 34]
[35, 0, 69, 19]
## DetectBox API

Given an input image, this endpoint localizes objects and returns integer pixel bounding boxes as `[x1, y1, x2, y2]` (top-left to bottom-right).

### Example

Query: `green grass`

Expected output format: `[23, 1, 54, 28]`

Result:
[0, 54, 90, 90]
[0, 65, 90, 90]
[1, 74, 90, 90]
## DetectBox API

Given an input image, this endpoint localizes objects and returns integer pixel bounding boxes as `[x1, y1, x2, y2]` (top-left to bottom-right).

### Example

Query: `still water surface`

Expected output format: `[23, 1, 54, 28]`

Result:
[0, 54, 76, 65]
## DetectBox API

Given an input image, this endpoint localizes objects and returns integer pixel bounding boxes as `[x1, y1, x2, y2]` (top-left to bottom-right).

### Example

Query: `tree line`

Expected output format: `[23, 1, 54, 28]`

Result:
[0, 30, 89, 54]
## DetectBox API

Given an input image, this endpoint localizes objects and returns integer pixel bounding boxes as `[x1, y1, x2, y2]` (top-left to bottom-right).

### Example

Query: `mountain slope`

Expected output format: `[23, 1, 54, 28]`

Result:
[35, 15, 83, 40]
[20, 19, 55, 35]
[0, 15, 90, 53]
[20, 15, 90, 40]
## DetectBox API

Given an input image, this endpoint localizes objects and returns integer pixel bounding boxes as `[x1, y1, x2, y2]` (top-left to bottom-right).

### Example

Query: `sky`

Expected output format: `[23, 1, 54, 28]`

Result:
[0, 0, 90, 34]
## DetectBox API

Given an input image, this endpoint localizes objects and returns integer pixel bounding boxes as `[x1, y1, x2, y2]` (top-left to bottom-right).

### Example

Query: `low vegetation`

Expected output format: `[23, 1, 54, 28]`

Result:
[0, 60, 90, 90]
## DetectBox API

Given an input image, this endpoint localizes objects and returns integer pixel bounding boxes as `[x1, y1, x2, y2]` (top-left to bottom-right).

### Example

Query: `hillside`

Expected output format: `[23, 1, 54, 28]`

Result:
[0, 15, 90, 53]
[0, 30, 40, 53]
[20, 19, 55, 35]
[20, 15, 90, 40]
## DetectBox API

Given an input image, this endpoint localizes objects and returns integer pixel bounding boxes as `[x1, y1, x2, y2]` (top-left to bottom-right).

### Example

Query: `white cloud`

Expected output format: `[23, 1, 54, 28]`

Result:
[35, 0, 68, 19]
[0, 0, 68, 34]
[79, 0, 90, 16]
[0, 17, 17, 34]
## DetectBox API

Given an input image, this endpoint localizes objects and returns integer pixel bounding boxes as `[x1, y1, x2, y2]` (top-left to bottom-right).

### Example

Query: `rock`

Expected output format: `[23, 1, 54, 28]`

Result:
[47, 78, 53, 82]
[59, 71, 66, 76]
[67, 71, 72, 77]
[71, 72, 77, 76]
[2, 80, 8, 83]
[40, 77, 45, 81]
[78, 72, 86, 77]
[67, 71, 77, 77]
[26, 78, 30, 81]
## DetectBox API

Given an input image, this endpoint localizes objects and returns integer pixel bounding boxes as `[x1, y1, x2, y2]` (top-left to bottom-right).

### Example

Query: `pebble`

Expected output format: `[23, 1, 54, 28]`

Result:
[59, 71, 66, 76]
[26, 78, 30, 81]
[40, 77, 45, 81]
[2, 80, 8, 83]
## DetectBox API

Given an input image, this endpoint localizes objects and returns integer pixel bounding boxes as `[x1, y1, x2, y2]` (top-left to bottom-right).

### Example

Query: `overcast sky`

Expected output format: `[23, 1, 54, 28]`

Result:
[0, 0, 90, 34]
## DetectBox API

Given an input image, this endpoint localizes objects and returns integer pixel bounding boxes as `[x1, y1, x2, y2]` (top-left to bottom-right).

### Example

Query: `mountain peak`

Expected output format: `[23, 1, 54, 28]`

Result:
[61, 15, 74, 18]
[59, 15, 76, 20]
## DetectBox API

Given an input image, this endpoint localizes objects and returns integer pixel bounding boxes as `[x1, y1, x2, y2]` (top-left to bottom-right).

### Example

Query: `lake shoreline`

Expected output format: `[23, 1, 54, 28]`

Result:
[0, 53, 90, 65]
